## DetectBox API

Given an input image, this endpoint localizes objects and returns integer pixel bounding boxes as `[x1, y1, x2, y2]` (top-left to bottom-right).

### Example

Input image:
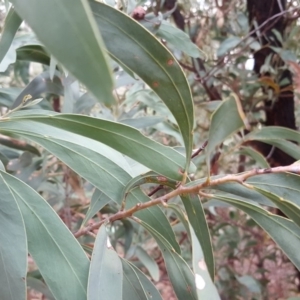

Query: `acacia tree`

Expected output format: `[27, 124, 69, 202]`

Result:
[1, 0, 300, 299]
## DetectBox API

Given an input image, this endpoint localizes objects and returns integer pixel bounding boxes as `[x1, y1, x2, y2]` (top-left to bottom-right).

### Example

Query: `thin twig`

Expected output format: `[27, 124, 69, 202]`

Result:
[147, 185, 164, 197]
[191, 140, 208, 158]
[74, 163, 300, 238]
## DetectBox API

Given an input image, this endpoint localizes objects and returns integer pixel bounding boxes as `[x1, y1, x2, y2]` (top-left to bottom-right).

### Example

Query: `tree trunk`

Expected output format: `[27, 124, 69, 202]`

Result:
[248, 0, 296, 166]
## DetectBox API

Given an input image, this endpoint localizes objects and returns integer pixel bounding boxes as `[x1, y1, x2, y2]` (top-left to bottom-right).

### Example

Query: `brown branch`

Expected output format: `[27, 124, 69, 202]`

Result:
[74, 163, 300, 238]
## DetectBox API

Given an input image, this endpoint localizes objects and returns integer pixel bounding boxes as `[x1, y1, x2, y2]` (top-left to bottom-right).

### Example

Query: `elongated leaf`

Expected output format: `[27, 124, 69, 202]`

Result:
[88, 225, 122, 300]
[182, 193, 214, 279]
[166, 203, 191, 236]
[0, 160, 5, 170]
[0, 87, 22, 107]
[120, 116, 164, 129]
[247, 173, 300, 207]
[127, 189, 180, 253]
[0, 126, 179, 250]
[123, 171, 177, 199]
[157, 20, 205, 58]
[206, 96, 244, 166]
[252, 187, 300, 227]
[17, 135, 130, 203]
[90, 1, 194, 169]
[140, 220, 198, 299]
[243, 127, 300, 160]
[17, 45, 50, 65]
[0, 171, 90, 300]
[124, 260, 163, 300]
[0, 135, 40, 156]
[213, 194, 300, 271]
[11, 0, 114, 105]
[190, 226, 220, 300]
[244, 126, 300, 143]
[187, 175, 274, 207]
[238, 146, 269, 168]
[82, 189, 112, 226]
[135, 246, 159, 281]
[0, 172, 27, 300]
[0, 7, 22, 66]
[266, 140, 300, 160]
[26, 277, 55, 300]
[11, 72, 63, 109]
[217, 36, 241, 57]
[1, 110, 193, 180]
[121, 259, 148, 300]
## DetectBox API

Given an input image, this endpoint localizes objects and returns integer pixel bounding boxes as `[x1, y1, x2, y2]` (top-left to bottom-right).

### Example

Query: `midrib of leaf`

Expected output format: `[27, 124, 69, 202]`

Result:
[34, 136, 130, 185]
[92, 7, 193, 158]
[94, 11, 192, 128]
[248, 181, 300, 193]
[215, 195, 300, 239]
[10, 187, 87, 295]
[122, 260, 147, 299]
[1, 117, 184, 172]
[141, 221, 197, 300]
[123, 271, 145, 299]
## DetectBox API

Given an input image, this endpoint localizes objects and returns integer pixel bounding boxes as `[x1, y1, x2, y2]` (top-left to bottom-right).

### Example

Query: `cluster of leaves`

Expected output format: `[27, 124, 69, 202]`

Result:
[1, 0, 300, 299]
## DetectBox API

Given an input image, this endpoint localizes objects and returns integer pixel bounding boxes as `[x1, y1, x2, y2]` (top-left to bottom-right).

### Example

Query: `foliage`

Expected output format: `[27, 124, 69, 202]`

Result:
[0, 0, 300, 299]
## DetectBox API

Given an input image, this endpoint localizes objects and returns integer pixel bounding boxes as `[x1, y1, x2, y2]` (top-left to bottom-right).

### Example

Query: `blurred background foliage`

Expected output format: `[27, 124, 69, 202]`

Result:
[1, 0, 300, 299]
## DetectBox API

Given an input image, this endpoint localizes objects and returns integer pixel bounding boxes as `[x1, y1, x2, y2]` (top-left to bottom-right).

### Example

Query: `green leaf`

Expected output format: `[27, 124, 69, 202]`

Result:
[0, 160, 5, 170]
[139, 219, 198, 299]
[0, 171, 90, 300]
[90, 1, 194, 170]
[16, 44, 50, 65]
[135, 246, 160, 281]
[213, 194, 300, 271]
[1, 122, 179, 249]
[266, 140, 300, 160]
[125, 260, 163, 300]
[167, 203, 191, 236]
[120, 116, 164, 129]
[190, 226, 220, 300]
[121, 259, 148, 300]
[247, 173, 300, 207]
[182, 193, 214, 279]
[11, 0, 114, 105]
[26, 277, 55, 300]
[243, 127, 300, 160]
[127, 189, 180, 254]
[88, 225, 122, 300]
[252, 186, 300, 228]
[82, 189, 112, 226]
[122, 171, 177, 200]
[11, 72, 63, 109]
[1, 110, 193, 180]
[0, 172, 27, 300]
[185, 176, 274, 207]
[156, 20, 206, 58]
[238, 146, 269, 168]
[0, 7, 22, 69]
[217, 36, 241, 57]
[206, 96, 244, 167]
[235, 275, 261, 294]
[0, 87, 22, 108]
[244, 126, 300, 143]
[17, 135, 130, 203]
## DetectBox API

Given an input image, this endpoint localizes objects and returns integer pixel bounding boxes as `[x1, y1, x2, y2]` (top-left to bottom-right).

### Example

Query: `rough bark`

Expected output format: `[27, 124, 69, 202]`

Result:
[248, 0, 296, 166]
